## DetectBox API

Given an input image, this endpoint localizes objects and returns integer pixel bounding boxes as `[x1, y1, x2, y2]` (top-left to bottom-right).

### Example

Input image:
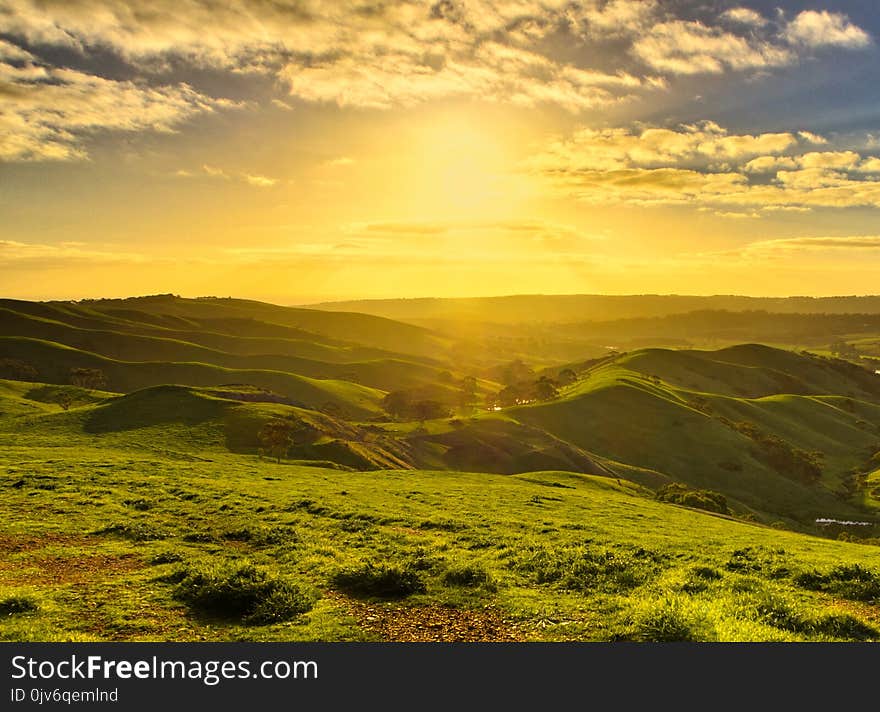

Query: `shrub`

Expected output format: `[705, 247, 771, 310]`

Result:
[222, 526, 298, 547]
[0, 595, 38, 616]
[749, 592, 808, 633]
[656, 483, 730, 515]
[149, 551, 184, 565]
[812, 613, 877, 641]
[514, 544, 661, 593]
[679, 566, 723, 594]
[173, 562, 314, 624]
[331, 562, 426, 599]
[441, 563, 497, 591]
[95, 521, 166, 541]
[631, 596, 712, 642]
[794, 564, 880, 601]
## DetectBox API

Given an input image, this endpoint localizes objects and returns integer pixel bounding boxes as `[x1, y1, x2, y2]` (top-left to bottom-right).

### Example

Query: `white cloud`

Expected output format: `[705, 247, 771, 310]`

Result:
[528, 120, 880, 210]
[0, 60, 234, 161]
[632, 20, 793, 75]
[174, 164, 278, 188]
[721, 8, 768, 27]
[784, 10, 871, 48]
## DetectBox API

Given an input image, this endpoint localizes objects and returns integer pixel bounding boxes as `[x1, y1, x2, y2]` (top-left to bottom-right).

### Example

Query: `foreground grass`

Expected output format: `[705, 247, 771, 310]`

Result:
[3, 429, 880, 641]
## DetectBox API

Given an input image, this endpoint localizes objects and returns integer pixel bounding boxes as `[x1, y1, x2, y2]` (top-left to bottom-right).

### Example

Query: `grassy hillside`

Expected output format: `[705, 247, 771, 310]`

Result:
[3, 382, 880, 642]
[511, 346, 880, 522]
[0, 307, 443, 392]
[79, 295, 450, 360]
[0, 338, 383, 418]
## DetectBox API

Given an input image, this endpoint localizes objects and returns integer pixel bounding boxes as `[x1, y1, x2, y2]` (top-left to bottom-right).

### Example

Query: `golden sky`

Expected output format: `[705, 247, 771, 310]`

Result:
[1, 1, 880, 301]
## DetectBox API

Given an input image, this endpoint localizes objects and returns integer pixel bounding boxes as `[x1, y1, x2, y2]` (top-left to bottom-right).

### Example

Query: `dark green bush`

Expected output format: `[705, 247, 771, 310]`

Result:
[514, 544, 661, 593]
[0, 595, 38, 616]
[656, 483, 730, 515]
[173, 562, 314, 624]
[441, 563, 497, 591]
[95, 521, 166, 541]
[794, 564, 880, 601]
[632, 597, 710, 642]
[331, 562, 426, 599]
[149, 551, 184, 565]
[812, 613, 877, 641]
[222, 526, 297, 546]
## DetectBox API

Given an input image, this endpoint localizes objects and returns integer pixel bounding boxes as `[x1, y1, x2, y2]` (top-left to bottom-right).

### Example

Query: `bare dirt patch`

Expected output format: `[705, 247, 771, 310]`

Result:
[0, 532, 95, 554]
[0, 551, 143, 585]
[326, 591, 524, 641]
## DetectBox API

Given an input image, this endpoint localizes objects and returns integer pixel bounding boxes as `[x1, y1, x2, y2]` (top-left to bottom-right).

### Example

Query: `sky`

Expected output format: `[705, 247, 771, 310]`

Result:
[1, 0, 879, 303]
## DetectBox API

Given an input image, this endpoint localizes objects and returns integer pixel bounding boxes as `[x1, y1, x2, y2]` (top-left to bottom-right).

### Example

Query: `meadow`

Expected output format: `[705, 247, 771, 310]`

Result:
[2, 295, 880, 642]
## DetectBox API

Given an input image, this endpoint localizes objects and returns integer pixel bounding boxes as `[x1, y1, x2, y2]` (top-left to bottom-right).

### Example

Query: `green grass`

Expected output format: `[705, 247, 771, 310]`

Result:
[3, 398, 880, 641]
[4, 297, 880, 641]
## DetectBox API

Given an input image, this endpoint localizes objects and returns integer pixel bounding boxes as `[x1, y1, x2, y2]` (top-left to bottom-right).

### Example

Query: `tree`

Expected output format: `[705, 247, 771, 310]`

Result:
[0, 359, 38, 382]
[500, 360, 535, 386]
[50, 387, 89, 411]
[69, 367, 107, 390]
[382, 390, 413, 419]
[258, 419, 299, 463]
[558, 368, 577, 386]
[412, 400, 449, 423]
[533, 376, 559, 401]
[459, 375, 478, 412]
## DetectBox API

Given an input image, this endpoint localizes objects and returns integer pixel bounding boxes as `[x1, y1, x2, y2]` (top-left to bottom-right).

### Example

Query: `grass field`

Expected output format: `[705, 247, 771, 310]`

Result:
[3, 296, 880, 642]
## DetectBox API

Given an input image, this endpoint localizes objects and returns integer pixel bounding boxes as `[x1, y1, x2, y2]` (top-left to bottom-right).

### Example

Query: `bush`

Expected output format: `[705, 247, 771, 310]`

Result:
[95, 521, 166, 541]
[631, 596, 712, 642]
[0, 595, 38, 616]
[656, 483, 730, 515]
[149, 551, 184, 565]
[514, 544, 662, 593]
[749, 592, 808, 633]
[331, 562, 426, 599]
[222, 526, 298, 547]
[812, 613, 877, 641]
[173, 562, 314, 624]
[441, 563, 497, 591]
[794, 564, 880, 601]
[679, 566, 723, 594]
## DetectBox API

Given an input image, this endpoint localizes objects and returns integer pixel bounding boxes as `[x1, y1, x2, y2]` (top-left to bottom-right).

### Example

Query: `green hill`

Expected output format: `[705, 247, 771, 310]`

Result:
[0, 307, 443, 392]
[0, 337, 382, 418]
[79, 295, 450, 360]
[3, 380, 880, 642]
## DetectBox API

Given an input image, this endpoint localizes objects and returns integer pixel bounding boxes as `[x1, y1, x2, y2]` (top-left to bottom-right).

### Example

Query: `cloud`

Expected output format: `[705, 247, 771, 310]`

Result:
[0, 56, 235, 161]
[0, 0, 872, 155]
[243, 174, 278, 188]
[631, 20, 793, 75]
[0, 239, 149, 266]
[742, 236, 880, 254]
[528, 122, 800, 173]
[0, 38, 35, 61]
[713, 210, 760, 219]
[528, 120, 880, 210]
[784, 10, 871, 49]
[323, 157, 355, 168]
[174, 164, 278, 188]
[0, 0, 661, 114]
[721, 8, 768, 27]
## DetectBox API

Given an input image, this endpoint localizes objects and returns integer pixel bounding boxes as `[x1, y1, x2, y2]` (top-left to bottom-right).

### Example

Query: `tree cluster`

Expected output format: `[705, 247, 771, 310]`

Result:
[0, 359, 38, 382]
[381, 390, 452, 422]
